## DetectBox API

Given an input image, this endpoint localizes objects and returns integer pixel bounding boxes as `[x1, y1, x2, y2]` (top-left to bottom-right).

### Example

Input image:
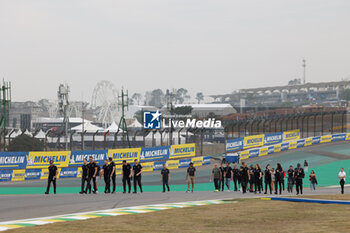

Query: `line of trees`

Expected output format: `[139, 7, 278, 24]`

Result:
[129, 89, 205, 108]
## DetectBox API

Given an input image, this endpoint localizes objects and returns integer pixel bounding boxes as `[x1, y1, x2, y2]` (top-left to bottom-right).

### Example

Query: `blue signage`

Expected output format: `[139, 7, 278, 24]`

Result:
[25, 169, 42, 180]
[0, 169, 12, 182]
[69, 150, 107, 167]
[178, 158, 192, 168]
[297, 139, 305, 148]
[332, 133, 346, 142]
[153, 161, 165, 170]
[60, 167, 78, 178]
[268, 146, 275, 154]
[249, 149, 260, 158]
[281, 142, 289, 151]
[140, 146, 170, 162]
[143, 111, 161, 129]
[226, 138, 244, 152]
[312, 136, 321, 145]
[0, 152, 28, 170]
[264, 133, 283, 145]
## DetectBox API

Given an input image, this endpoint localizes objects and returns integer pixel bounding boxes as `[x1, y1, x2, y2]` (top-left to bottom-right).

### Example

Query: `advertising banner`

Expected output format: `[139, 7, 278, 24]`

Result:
[305, 138, 313, 146]
[170, 143, 195, 158]
[274, 144, 281, 153]
[77, 167, 82, 178]
[240, 150, 250, 160]
[264, 133, 283, 145]
[140, 146, 170, 162]
[115, 164, 123, 175]
[40, 168, 49, 180]
[27, 151, 70, 169]
[226, 138, 244, 152]
[312, 136, 321, 145]
[141, 162, 154, 172]
[166, 159, 179, 169]
[289, 141, 297, 149]
[60, 167, 78, 178]
[331, 133, 346, 142]
[203, 156, 211, 165]
[0, 169, 12, 182]
[320, 135, 332, 144]
[11, 169, 26, 181]
[225, 154, 239, 163]
[243, 134, 264, 149]
[283, 129, 300, 142]
[107, 148, 141, 163]
[259, 147, 268, 157]
[191, 157, 203, 166]
[153, 161, 166, 170]
[249, 149, 260, 158]
[281, 142, 289, 151]
[69, 150, 107, 167]
[297, 139, 305, 148]
[178, 158, 192, 168]
[0, 152, 28, 170]
[25, 169, 41, 180]
[268, 146, 275, 154]
[346, 133, 350, 140]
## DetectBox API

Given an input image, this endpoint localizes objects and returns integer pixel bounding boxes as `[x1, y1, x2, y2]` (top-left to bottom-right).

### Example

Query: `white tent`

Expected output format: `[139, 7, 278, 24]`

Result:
[128, 119, 143, 128]
[24, 129, 33, 137]
[104, 121, 124, 133]
[34, 129, 46, 139]
[16, 129, 22, 137]
[71, 122, 103, 133]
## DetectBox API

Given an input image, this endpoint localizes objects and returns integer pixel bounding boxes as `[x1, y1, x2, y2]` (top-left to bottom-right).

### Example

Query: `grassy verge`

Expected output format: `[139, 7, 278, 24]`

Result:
[7, 194, 350, 233]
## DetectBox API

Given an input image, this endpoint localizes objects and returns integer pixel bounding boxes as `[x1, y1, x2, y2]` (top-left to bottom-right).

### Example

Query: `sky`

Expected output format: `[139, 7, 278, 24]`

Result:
[0, 0, 350, 102]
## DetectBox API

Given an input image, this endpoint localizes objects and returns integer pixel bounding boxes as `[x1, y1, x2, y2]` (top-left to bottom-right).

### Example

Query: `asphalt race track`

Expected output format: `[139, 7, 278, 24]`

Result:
[0, 186, 349, 222]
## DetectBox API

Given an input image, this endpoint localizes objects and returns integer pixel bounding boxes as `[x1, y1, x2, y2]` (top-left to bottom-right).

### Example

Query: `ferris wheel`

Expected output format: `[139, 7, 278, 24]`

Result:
[91, 81, 119, 126]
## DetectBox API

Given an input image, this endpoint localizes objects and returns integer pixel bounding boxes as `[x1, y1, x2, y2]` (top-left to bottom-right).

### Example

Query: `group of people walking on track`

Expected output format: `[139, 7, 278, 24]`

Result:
[211, 161, 316, 195]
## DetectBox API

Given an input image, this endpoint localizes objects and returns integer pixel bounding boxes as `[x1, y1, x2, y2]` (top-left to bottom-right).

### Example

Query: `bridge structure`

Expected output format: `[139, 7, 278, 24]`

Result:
[211, 80, 350, 105]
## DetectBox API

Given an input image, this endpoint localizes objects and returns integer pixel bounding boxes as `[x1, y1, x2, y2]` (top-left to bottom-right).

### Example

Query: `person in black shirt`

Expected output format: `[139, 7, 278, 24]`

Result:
[241, 162, 249, 194]
[287, 165, 295, 193]
[86, 156, 97, 194]
[161, 164, 170, 192]
[224, 162, 233, 191]
[45, 160, 58, 194]
[275, 163, 283, 195]
[79, 159, 89, 194]
[219, 163, 225, 191]
[122, 160, 132, 193]
[254, 164, 262, 194]
[294, 163, 305, 195]
[232, 163, 239, 192]
[249, 165, 255, 192]
[264, 164, 272, 194]
[133, 159, 143, 193]
[102, 159, 110, 193]
[108, 157, 116, 193]
[186, 162, 196, 192]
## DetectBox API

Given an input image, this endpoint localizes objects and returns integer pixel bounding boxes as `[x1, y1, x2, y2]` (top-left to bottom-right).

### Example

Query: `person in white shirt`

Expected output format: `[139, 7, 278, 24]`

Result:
[338, 168, 346, 194]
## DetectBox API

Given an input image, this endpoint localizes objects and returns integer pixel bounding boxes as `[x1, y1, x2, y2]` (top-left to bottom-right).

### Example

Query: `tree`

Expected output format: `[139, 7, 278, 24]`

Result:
[132, 93, 142, 105]
[175, 88, 190, 104]
[8, 134, 44, 152]
[195, 92, 204, 104]
[149, 89, 165, 108]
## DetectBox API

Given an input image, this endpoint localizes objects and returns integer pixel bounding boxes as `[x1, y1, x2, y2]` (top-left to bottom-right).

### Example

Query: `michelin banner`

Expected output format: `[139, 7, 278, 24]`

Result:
[0, 152, 28, 170]
[243, 134, 264, 149]
[140, 146, 170, 162]
[226, 138, 244, 152]
[69, 150, 107, 167]
[107, 148, 140, 163]
[264, 133, 283, 145]
[25, 169, 41, 180]
[283, 129, 300, 142]
[170, 143, 195, 158]
[27, 151, 70, 169]
[0, 170, 12, 182]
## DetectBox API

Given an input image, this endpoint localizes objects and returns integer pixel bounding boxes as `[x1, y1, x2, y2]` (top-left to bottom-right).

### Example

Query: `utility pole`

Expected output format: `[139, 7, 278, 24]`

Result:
[166, 89, 175, 145]
[302, 58, 306, 84]
[0, 81, 11, 152]
[58, 84, 69, 151]
[117, 89, 130, 148]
